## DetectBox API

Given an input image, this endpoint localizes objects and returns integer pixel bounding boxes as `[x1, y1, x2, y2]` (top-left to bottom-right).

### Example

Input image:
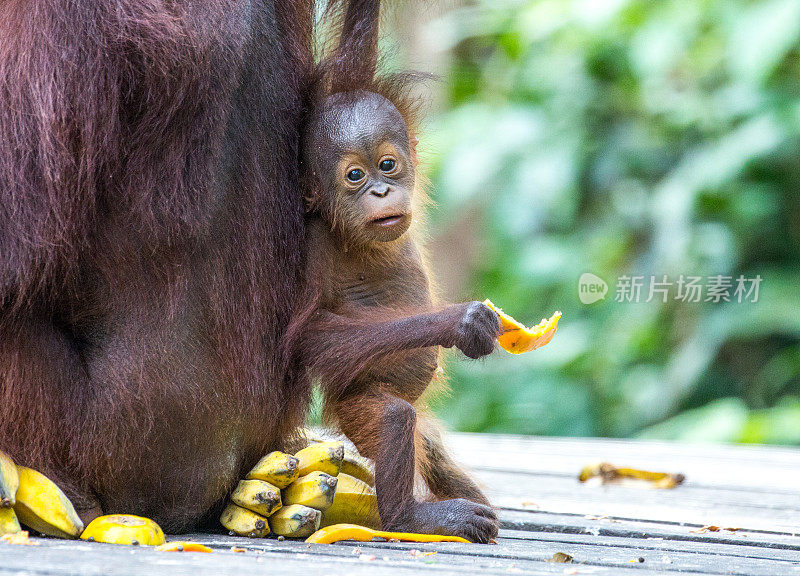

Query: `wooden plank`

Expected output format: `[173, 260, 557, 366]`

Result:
[441, 433, 800, 533]
[477, 469, 800, 532]
[3, 517, 797, 576]
[343, 531, 800, 576]
[502, 528, 800, 563]
[499, 509, 800, 549]
[0, 531, 757, 576]
[2, 434, 799, 576]
[446, 434, 800, 492]
[482, 468, 800, 512]
[0, 535, 688, 576]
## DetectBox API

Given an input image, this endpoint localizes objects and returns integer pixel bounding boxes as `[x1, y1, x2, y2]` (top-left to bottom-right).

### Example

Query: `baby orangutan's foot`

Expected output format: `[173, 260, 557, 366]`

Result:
[391, 499, 498, 544]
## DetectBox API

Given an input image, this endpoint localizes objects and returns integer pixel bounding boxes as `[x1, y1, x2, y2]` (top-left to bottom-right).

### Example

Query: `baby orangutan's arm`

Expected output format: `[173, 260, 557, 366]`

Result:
[303, 301, 499, 400]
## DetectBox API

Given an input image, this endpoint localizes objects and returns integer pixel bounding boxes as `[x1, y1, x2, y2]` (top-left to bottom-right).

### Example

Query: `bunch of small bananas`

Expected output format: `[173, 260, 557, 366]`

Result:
[221, 440, 379, 539]
[1, 450, 84, 539]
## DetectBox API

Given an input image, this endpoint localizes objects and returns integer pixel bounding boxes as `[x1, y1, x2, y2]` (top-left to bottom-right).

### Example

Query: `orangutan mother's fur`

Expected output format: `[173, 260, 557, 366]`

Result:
[0, 0, 359, 531]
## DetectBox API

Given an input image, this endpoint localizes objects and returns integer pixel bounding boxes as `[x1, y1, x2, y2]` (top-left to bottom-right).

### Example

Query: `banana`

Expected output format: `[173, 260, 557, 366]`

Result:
[246, 451, 300, 489]
[230, 479, 282, 516]
[80, 514, 165, 546]
[13, 466, 83, 539]
[268, 504, 321, 538]
[0, 450, 19, 507]
[0, 507, 21, 535]
[282, 471, 337, 511]
[220, 503, 270, 538]
[341, 450, 374, 486]
[294, 441, 344, 477]
[321, 473, 380, 529]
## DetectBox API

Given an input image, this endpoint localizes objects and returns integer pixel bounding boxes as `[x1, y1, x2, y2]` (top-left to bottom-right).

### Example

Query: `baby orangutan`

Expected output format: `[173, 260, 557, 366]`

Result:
[297, 90, 501, 542]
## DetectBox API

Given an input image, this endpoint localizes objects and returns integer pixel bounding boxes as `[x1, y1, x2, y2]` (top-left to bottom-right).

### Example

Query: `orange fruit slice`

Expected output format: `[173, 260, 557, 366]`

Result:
[483, 299, 561, 354]
[156, 541, 213, 553]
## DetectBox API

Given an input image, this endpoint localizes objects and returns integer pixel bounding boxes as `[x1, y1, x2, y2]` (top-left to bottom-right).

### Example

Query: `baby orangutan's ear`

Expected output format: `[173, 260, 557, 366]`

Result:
[410, 135, 419, 167]
[303, 181, 321, 213]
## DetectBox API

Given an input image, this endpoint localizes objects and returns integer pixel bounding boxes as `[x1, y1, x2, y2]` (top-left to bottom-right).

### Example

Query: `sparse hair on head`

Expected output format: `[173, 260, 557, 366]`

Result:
[297, 0, 436, 228]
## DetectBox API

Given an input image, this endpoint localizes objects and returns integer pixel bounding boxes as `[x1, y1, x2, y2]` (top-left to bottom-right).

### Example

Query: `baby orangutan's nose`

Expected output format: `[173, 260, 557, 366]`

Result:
[370, 185, 391, 198]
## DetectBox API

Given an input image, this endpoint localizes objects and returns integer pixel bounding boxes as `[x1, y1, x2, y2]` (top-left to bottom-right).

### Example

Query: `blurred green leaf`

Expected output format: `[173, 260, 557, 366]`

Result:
[417, 0, 800, 444]
[637, 398, 749, 442]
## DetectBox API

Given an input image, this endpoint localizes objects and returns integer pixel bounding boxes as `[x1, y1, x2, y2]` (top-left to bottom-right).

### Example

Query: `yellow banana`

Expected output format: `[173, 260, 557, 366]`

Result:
[321, 473, 380, 529]
[282, 471, 337, 511]
[220, 503, 270, 538]
[341, 450, 374, 486]
[80, 514, 165, 546]
[13, 466, 83, 539]
[230, 479, 282, 516]
[294, 441, 344, 477]
[0, 450, 19, 507]
[246, 451, 300, 489]
[0, 507, 21, 535]
[268, 504, 321, 538]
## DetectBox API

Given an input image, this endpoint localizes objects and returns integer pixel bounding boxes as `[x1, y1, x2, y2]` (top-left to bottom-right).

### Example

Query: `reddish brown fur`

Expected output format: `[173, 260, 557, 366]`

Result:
[290, 36, 499, 540]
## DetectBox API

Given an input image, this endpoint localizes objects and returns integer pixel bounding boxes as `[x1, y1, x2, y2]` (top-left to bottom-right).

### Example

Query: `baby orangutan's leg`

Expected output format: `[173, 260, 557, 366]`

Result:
[415, 415, 491, 506]
[332, 390, 498, 543]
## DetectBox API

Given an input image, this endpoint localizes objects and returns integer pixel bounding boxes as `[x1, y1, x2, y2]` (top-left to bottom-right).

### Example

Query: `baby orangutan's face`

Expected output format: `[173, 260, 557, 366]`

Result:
[307, 91, 416, 244]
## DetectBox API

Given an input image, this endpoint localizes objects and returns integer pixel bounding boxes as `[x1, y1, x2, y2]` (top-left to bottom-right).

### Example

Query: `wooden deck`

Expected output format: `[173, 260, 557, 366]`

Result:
[3, 434, 800, 575]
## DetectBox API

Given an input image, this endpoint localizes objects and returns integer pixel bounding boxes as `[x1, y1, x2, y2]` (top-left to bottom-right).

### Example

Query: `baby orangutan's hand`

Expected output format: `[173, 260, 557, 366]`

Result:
[448, 301, 501, 359]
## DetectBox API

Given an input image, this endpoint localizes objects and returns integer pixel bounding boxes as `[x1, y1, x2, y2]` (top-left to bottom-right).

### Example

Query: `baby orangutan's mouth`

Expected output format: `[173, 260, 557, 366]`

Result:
[371, 213, 407, 227]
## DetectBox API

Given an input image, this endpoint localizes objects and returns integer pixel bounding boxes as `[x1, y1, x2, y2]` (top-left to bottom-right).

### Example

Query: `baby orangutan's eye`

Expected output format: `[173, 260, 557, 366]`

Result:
[378, 158, 396, 173]
[346, 168, 365, 183]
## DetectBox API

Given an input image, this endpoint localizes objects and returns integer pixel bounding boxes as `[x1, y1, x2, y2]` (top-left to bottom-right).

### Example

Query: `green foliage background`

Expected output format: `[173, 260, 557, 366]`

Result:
[411, 0, 800, 443]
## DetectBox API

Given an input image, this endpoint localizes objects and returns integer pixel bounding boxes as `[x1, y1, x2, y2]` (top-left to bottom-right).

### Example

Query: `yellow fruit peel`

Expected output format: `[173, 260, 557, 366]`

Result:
[156, 541, 213, 553]
[483, 299, 561, 354]
[579, 462, 685, 489]
[306, 523, 470, 544]
[80, 514, 165, 546]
